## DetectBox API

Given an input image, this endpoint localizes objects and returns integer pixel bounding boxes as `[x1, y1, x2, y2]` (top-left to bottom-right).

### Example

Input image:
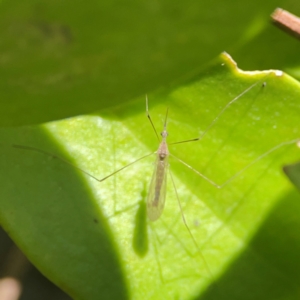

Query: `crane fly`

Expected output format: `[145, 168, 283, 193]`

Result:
[146, 98, 169, 221]
[13, 78, 300, 226]
[12, 76, 300, 283]
[145, 79, 270, 223]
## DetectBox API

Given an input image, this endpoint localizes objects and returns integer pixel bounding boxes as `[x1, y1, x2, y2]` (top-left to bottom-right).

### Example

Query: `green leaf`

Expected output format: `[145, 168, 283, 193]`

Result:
[1, 53, 300, 299]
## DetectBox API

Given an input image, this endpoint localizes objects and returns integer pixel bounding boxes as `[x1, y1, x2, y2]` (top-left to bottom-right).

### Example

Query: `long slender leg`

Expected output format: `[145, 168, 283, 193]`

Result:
[170, 79, 267, 145]
[13, 144, 155, 182]
[169, 169, 214, 281]
[170, 138, 300, 189]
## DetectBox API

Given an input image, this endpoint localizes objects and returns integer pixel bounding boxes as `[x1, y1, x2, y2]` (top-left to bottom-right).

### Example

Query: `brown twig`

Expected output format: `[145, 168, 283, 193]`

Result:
[271, 8, 300, 39]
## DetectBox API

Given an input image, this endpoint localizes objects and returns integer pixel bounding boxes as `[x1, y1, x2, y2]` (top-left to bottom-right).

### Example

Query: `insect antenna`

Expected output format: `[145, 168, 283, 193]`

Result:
[164, 106, 169, 130]
[146, 95, 160, 142]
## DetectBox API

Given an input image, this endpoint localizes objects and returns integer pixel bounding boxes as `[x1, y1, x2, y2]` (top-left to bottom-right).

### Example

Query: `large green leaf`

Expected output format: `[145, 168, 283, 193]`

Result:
[0, 0, 297, 126]
[1, 54, 300, 299]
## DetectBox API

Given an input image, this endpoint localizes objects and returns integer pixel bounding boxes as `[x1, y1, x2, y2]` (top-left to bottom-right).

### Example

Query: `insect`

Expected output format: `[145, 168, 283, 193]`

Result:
[13, 78, 300, 224]
[145, 97, 170, 221]
[12, 75, 300, 289]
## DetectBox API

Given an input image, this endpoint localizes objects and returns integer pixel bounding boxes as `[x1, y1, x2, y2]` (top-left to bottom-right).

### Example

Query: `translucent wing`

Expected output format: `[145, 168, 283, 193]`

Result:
[147, 155, 168, 221]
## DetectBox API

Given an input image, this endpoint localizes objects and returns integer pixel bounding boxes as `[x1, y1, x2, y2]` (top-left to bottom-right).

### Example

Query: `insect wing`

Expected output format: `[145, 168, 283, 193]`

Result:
[147, 156, 168, 221]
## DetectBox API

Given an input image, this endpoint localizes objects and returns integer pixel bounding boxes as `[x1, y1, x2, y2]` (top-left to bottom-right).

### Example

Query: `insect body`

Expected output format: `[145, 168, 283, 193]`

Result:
[147, 116, 169, 221]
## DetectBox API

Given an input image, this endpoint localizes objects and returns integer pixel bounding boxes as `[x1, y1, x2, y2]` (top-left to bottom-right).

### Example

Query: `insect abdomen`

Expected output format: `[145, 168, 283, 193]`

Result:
[153, 160, 166, 206]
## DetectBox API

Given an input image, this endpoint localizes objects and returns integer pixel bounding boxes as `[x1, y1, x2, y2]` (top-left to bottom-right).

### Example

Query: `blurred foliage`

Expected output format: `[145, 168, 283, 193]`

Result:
[0, 0, 299, 126]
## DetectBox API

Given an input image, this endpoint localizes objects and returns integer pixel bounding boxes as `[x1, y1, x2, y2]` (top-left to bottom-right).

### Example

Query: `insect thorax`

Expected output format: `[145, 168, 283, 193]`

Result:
[158, 141, 169, 160]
